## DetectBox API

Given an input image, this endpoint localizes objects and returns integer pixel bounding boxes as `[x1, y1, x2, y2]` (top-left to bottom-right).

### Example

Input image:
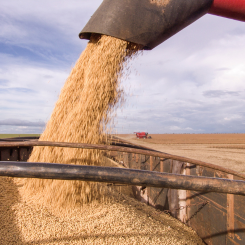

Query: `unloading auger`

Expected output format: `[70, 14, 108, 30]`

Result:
[79, 0, 245, 50]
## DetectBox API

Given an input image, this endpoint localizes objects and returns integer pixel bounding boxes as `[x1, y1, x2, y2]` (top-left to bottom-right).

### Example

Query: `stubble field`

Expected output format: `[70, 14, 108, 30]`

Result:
[117, 134, 245, 173]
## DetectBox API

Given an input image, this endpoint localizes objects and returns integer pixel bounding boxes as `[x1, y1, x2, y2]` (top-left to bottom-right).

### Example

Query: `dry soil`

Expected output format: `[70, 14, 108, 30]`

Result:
[118, 134, 245, 173]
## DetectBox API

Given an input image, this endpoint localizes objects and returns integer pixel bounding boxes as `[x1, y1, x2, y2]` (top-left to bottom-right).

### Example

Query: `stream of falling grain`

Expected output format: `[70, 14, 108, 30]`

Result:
[20, 34, 139, 208]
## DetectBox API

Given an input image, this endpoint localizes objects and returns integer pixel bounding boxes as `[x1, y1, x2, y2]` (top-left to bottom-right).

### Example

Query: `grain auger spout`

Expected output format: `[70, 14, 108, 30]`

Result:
[79, 0, 245, 50]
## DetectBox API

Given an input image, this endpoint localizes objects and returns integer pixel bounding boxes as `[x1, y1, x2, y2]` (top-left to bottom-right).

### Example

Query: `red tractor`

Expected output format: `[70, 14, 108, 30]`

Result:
[134, 132, 149, 139]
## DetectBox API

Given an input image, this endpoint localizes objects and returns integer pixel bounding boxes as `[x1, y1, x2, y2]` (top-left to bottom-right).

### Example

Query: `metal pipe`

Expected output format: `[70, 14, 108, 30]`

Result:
[1, 140, 245, 179]
[1, 161, 245, 195]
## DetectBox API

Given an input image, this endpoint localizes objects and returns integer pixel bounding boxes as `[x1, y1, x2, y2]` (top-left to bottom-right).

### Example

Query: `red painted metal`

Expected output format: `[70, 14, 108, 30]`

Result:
[209, 0, 245, 22]
[134, 132, 148, 139]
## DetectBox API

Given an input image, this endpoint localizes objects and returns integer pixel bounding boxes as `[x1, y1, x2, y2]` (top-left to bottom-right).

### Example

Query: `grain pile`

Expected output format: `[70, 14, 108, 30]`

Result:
[2, 177, 204, 244]
[2, 35, 204, 244]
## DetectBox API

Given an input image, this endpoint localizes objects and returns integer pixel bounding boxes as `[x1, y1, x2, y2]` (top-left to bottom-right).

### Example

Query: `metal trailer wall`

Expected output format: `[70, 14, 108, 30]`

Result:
[0, 146, 32, 162]
[118, 152, 245, 245]
[0, 137, 37, 161]
[1, 139, 245, 244]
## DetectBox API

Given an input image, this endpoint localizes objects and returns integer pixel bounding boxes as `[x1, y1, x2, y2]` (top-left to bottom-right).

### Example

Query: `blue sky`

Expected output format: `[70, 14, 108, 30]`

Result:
[1, 0, 245, 134]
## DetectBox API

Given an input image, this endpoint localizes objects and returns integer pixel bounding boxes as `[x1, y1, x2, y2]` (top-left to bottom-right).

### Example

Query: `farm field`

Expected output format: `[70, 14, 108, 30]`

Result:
[119, 133, 245, 144]
[0, 134, 40, 139]
[117, 134, 245, 174]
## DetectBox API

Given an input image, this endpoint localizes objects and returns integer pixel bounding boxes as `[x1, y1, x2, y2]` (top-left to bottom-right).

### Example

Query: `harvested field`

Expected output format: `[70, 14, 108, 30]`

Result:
[119, 133, 245, 144]
[117, 134, 245, 173]
[0, 134, 40, 139]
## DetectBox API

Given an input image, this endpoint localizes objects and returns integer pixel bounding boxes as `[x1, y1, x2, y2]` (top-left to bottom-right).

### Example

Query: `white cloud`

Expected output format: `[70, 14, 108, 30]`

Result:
[0, 119, 45, 127]
[0, 53, 69, 124]
[1, 0, 102, 49]
[224, 115, 242, 121]
[170, 126, 181, 131]
[116, 14, 245, 133]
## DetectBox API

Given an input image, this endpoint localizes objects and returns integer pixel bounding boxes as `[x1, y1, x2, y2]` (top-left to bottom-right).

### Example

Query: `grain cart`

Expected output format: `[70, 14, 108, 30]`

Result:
[134, 132, 148, 139]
